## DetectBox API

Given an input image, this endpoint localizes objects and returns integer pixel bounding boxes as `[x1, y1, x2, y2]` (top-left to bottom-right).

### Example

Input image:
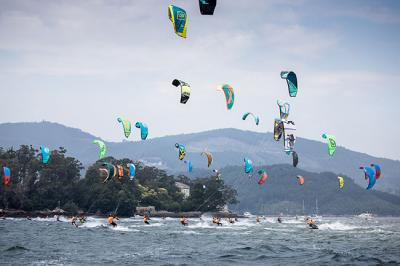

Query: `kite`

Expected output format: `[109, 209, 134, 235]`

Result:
[283, 121, 296, 154]
[257, 170, 268, 185]
[242, 112, 259, 125]
[40, 145, 50, 164]
[116, 165, 124, 179]
[184, 160, 193, 173]
[338, 176, 344, 189]
[277, 100, 290, 121]
[280, 71, 298, 97]
[322, 133, 336, 156]
[102, 162, 117, 183]
[172, 79, 191, 104]
[127, 163, 136, 180]
[135, 122, 148, 140]
[3, 167, 11, 186]
[371, 164, 381, 180]
[292, 151, 299, 167]
[244, 158, 253, 175]
[117, 117, 132, 139]
[92, 140, 106, 159]
[360, 166, 376, 190]
[296, 175, 304, 185]
[201, 151, 213, 167]
[175, 143, 186, 160]
[168, 5, 188, 38]
[218, 84, 234, 110]
[199, 0, 216, 15]
[274, 119, 284, 141]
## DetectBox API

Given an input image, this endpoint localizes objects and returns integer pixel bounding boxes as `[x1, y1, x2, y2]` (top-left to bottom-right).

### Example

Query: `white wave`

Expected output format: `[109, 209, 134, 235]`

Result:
[318, 221, 358, 231]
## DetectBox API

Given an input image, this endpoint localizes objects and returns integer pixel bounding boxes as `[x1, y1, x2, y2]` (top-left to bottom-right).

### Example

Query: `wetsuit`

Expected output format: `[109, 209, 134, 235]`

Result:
[108, 216, 117, 227]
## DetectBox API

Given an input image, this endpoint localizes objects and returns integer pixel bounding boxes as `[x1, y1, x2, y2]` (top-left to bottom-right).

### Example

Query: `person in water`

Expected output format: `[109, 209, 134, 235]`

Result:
[212, 217, 222, 226]
[180, 216, 188, 226]
[228, 218, 235, 224]
[256, 216, 261, 223]
[71, 216, 78, 228]
[277, 217, 282, 223]
[108, 214, 117, 227]
[27, 216, 32, 221]
[306, 217, 317, 227]
[144, 215, 150, 225]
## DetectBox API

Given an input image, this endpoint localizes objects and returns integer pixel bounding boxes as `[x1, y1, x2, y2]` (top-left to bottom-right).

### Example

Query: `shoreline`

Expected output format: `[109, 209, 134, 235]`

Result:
[0, 209, 245, 219]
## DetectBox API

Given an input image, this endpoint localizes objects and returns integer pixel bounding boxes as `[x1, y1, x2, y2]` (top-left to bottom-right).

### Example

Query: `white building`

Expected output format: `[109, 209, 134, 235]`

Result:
[175, 182, 190, 199]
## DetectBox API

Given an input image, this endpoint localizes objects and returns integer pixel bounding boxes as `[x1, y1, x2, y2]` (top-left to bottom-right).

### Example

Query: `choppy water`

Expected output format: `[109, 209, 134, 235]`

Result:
[1, 215, 399, 265]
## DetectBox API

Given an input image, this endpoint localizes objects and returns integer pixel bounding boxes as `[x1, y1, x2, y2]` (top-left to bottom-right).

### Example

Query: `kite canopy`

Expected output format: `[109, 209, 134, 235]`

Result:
[175, 143, 186, 160]
[338, 176, 344, 189]
[280, 71, 298, 97]
[277, 100, 290, 121]
[244, 158, 253, 174]
[172, 79, 191, 104]
[168, 5, 188, 38]
[218, 84, 234, 110]
[135, 122, 148, 140]
[40, 145, 50, 164]
[102, 162, 116, 183]
[116, 165, 124, 179]
[127, 163, 136, 180]
[283, 121, 296, 154]
[257, 170, 268, 185]
[184, 160, 193, 173]
[201, 151, 213, 167]
[3, 167, 11, 186]
[292, 151, 299, 167]
[274, 119, 284, 141]
[117, 117, 131, 139]
[199, 0, 217, 15]
[92, 139, 106, 159]
[296, 175, 304, 185]
[371, 164, 381, 180]
[360, 166, 376, 190]
[322, 133, 336, 156]
[242, 112, 259, 125]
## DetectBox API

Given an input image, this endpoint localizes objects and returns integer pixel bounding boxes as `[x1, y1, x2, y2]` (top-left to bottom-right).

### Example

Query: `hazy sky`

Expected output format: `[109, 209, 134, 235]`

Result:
[1, 0, 399, 160]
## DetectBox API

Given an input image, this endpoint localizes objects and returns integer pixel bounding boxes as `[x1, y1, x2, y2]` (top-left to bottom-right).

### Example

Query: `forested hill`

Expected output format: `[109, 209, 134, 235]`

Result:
[219, 164, 400, 216]
[0, 121, 399, 195]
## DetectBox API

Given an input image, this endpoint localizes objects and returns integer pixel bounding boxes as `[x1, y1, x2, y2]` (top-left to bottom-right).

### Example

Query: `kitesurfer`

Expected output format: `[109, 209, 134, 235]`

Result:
[108, 214, 117, 227]
[71, 216, 78, 228]
[306, 217, 318, 229]
[212, 217, 222, 226]
[144, 215, 150, 225]
[256, 217, 261, 223]
[180, 216, 188, 226]
[277, 217, 282, 223]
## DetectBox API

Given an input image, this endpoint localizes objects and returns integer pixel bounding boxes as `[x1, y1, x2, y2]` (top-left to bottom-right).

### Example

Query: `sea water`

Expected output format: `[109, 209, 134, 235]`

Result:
[1, 216, 399, 265]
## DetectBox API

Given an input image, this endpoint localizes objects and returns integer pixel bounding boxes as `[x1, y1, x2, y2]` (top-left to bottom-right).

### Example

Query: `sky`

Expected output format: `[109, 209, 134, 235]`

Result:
[0, 0, 400, 160]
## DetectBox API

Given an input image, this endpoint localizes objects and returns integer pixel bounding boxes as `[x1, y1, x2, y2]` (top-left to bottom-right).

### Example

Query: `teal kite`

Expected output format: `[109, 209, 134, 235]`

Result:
[277, 100, 290, 121]
[242, 112, 259, 125]
[168, 5, 188, 38]
[281, 71, 298, 97]
[40, 145, 50, 164]
[218, 84, 234, 110]
[244, 158, 253, 175]
[135, 122, 148, 140]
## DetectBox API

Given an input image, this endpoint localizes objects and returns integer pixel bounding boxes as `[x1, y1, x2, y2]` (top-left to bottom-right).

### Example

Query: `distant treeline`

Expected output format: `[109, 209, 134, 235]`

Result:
[0, 145, 237, 216]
